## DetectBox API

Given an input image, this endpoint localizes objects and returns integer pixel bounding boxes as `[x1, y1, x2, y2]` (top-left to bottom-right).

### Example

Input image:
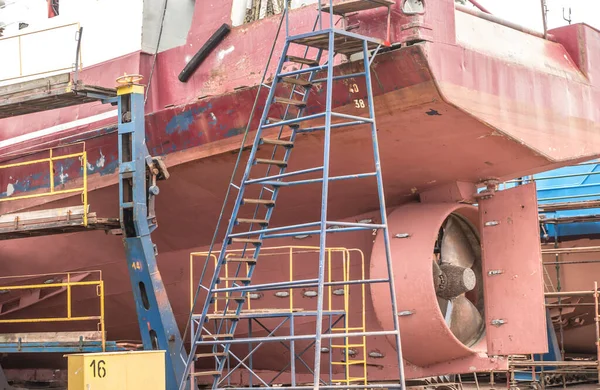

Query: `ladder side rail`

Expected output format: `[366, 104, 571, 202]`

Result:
[211, 45, 327, 387]
[179, 38, 295, 390]
[243, 14, 324, 233]
[362, 38, 406, 390]
[225, 46, 326, 298]
[181, 9, 289, 365]
[312, 30, 337, 388]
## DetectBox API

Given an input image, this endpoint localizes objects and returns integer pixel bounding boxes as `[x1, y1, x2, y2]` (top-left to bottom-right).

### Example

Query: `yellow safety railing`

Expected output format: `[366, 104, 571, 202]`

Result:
[190, 246, 367, 384]
[0, 22, 82, 82]
[0, 144, 89, 226]
[0, 271, 105, 351]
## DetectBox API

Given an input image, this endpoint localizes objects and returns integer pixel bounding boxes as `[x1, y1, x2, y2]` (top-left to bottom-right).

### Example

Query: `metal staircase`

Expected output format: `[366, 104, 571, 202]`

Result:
[181, 1, 404, 389]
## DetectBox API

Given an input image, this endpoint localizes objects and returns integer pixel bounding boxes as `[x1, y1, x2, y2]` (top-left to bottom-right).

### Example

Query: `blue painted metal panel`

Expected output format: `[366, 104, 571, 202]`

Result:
[0, 341, 124, 354]
[535, 161, 600, 239]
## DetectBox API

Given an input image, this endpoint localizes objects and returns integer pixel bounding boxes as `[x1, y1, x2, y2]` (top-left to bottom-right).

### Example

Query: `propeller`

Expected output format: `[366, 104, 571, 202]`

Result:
[433, 214, 485, 347]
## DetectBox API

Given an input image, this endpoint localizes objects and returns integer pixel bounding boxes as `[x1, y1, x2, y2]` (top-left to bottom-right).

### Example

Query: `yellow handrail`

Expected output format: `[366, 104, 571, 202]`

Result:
[0, 271, 106, 351]
[0, 144, 89, 226]
[190, 245, 368, 384]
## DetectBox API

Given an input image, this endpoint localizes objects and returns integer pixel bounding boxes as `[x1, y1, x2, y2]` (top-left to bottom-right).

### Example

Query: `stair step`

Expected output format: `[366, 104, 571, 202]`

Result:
[206, 314, 239, 320]
[236, 218, 269, 226]
[273, 97, 306, 108]
[267, 117, 301, 128]
[195, 352, 226, 358]
[281, 77, 312, 88]
[321, 0, 395, 15]
[290, 31, 382, 55]
[218, 277, 251, 283]
[255, 158, 288, 168]
[230, 237, 263, 245]
[191, 370, 222, 377]
[286, 55, 319, 67]
[243, 198, 275, 207]
[202, 333, 234, 340]
[261, 138, 294, 148]
[226, 257, 257, 264]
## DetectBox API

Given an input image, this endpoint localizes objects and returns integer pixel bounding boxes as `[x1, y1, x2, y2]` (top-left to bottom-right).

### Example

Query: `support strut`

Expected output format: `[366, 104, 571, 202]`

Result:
[116, 82, 187, 390]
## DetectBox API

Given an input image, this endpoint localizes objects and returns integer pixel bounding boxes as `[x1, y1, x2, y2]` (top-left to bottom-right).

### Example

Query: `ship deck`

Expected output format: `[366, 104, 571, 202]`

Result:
[0, 73, 116, 119]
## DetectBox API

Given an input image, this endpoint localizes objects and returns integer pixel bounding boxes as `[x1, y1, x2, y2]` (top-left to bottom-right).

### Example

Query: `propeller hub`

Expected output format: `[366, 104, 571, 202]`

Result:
[435, 263, 476, 300]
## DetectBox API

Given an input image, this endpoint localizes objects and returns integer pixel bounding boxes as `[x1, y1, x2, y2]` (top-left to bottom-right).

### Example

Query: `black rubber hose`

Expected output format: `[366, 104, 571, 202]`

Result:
[178, 23, 231, 82]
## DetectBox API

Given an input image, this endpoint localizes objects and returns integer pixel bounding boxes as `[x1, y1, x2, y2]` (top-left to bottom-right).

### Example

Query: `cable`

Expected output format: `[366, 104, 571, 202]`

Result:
[144, 0, 169, 105]
[177, 8, 287, 362]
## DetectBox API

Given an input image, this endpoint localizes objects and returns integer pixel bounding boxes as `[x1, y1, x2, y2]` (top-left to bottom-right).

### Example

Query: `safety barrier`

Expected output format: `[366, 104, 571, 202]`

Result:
[0, 271, 105, 351]
[0, 144, 89, 225]
[190, 245, 368, 385]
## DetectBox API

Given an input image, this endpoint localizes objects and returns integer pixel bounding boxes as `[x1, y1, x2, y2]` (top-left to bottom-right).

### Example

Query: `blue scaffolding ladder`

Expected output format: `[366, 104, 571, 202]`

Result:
[181, 1, 405, 389]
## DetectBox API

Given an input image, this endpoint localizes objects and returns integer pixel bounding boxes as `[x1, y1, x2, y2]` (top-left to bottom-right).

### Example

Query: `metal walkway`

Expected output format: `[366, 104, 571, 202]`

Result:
[0, 73, 117, 119]
[183, 1, 405, 389]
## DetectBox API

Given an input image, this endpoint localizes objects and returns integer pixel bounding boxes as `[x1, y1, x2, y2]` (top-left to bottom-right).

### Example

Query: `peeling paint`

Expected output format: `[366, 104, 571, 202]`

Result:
[217, 45, 235, 61]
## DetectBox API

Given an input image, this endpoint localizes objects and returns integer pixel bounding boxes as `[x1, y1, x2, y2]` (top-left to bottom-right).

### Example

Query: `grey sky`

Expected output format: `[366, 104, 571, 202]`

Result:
[478, 0, 600, 31]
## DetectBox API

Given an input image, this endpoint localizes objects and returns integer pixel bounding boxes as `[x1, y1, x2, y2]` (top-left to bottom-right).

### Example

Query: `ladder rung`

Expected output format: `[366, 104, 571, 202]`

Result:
[236, 218, 269, 225]
[226, 257, 257, 264]
[211, 295, 246, 302]
[191, 370, 222, 377]
[195, 352, 226, 358]
[261, 138, 294, 148]
[218, 277, 251, 283]
[255, 158, 288, 168]
[281, 77, 312, 88]
[201, 334, 234, 340]
[286, 55, 319, 67]
[206, 314, 239, 320]
[268, 117, 301, 128]
[230, 237, 262, 245]
[273, 97, 306, 108]
[243, 198, 275, 207]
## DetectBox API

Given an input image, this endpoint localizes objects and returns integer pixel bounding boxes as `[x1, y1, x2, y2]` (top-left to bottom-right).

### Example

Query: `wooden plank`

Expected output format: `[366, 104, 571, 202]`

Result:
[0, 205, 87, 223]
[322, 0, 395, 16]
[0, 331, 103, 343]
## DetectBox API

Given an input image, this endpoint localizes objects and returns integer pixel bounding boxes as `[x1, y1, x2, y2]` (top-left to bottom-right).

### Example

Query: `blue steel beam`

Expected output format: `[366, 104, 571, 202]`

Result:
[117, 86, 187, 390]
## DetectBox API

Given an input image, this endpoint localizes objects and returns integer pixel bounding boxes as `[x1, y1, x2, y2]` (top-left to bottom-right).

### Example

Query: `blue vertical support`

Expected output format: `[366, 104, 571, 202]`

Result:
[117, 84, 187, 390]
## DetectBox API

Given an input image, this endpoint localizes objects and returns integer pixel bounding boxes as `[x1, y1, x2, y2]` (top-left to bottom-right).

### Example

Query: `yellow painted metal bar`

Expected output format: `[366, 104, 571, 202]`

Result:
[0, 280, 102, 290]
[0, 186, 84, 203]
[0, 316, 102, 324]
[67, 273, 72, 319]
[49, 149, 54, 192]
[0, 152, 85, 170]
[327, 249, 332, 312]
[190, 254, 194, 311]
[82, 151, 88, 226]
[99, 281, 106, 351]
[289, 247, 293, 312]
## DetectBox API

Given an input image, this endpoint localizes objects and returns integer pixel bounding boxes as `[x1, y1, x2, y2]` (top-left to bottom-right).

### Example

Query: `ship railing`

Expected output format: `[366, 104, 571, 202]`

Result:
[507, 283, 600, 387]
[189, 245, 368, 385]
[0, 22, 82, 84]
[0, 143, 89, 226]
[0, 270, 106, 351]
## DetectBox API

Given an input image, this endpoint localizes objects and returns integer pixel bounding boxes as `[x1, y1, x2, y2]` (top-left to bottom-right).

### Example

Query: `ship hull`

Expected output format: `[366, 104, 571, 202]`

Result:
[0, 1, 599, 383]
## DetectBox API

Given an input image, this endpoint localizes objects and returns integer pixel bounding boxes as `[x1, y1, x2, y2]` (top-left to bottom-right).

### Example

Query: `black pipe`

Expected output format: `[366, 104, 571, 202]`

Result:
[178, 23, 231, 82]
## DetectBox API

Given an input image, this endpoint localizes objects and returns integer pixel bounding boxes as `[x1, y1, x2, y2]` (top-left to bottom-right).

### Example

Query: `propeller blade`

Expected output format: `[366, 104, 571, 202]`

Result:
[449, 295, 484, 346]
[441, 215, 476, 268]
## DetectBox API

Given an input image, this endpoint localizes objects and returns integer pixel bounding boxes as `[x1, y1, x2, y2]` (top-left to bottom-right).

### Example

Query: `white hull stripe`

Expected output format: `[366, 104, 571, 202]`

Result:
[0, 110, 118, 149]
